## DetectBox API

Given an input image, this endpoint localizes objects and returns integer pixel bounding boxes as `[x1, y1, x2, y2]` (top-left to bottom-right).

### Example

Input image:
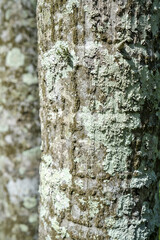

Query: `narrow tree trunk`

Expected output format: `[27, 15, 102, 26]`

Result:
[37, 0, 160, 239]
[0, 0, 40, 239]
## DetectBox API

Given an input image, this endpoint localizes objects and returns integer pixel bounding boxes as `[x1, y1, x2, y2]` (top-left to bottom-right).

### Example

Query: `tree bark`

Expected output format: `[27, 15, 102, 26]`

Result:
[0, 0, 40, 239]
[37, 0, 160, 239]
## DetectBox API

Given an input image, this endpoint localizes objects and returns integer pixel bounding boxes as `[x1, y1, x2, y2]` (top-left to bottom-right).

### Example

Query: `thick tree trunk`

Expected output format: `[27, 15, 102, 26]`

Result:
[0, 0, 40, 239]
[37, 0, 160, 239]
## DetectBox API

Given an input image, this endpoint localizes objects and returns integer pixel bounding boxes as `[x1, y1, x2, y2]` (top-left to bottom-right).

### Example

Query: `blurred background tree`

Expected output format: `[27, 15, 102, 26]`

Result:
[0, 0, 40, 239]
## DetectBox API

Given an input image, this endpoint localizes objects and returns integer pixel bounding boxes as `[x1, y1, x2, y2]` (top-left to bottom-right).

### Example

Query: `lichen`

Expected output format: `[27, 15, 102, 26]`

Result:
[40, 155, 72, 214]
[19, 224, 29, 233]
[0, 1, 40, 239]
[45, 236, 51, 240]
[40, 40, 78, 100]
[6, 48, 25, 69]
[78, 106, 140, 175]
[23, 197, 37, 209]
[39, 154, 72, 238]
[51, 217, 69, 239]
[88, 197, 99, 218]
[130, 170, 157, 189]
[28, 213, 38, 223]
[38, 0, 160, 239]
[117, 194, 135, 217]
[22, 73, 38, 85]
[75, 178, 84, 189]
[66, 0, 79, 14]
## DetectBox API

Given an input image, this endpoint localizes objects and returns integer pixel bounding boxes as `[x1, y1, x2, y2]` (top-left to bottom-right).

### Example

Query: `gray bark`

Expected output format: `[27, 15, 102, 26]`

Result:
[0, 0, 40, 239]
[37, 0, 160, 239]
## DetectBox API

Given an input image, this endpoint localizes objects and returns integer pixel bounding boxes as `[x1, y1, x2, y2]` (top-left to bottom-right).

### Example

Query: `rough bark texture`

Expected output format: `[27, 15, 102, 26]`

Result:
[0, 0, 40, 239]
[37, 0, 160, 239]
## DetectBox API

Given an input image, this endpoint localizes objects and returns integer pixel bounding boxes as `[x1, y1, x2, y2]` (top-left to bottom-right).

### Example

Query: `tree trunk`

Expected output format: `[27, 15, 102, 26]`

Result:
[37, 0, 160, 239]
[0, 0, 40, 239]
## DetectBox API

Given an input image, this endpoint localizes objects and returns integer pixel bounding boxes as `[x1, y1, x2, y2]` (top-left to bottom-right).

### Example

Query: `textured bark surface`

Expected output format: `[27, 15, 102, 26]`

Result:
[37, 0, 160, 239]
[0, 0, 40, 239]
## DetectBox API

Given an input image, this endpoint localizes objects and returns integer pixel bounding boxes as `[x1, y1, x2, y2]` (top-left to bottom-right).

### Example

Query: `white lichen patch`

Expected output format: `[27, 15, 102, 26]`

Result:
[66, 0, 79, 14]
[43, 154, 53, 166]
[39, 159, 72, 237]
[52, 168, 72, 186]
[84, 41, 98, 58]
[107, 191, 159, 239]
[77, 107, 140, 175]
[103, 146, 131, 175]
[28, 213, 38, 223]
[22, 73, 38, 85]
[19, 224, 29, 233]
[45, 236, 52, 240]
[54, 192, 70, 213]
[75, 178, 84, 189]
[88, 197, 99, 218]
[23, 197, 37, 209]
[107, 217, 140, 240]
[105, 216, 116, 228]
[130, 170, 157, 189]
[78, 107, 140, 143]
[40, 158, 72, 215]
[79, 197, 86, 205]
[117, 194, 135, 217]
[74, 157, 80, 163]
[41, 41, 78, 68]
[6, 48, 25, 69]
[51, 217, 69, 239]
[40, 41, 78, 100]
[39, 205, 48, 219]
[7, 178, 38, 204]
